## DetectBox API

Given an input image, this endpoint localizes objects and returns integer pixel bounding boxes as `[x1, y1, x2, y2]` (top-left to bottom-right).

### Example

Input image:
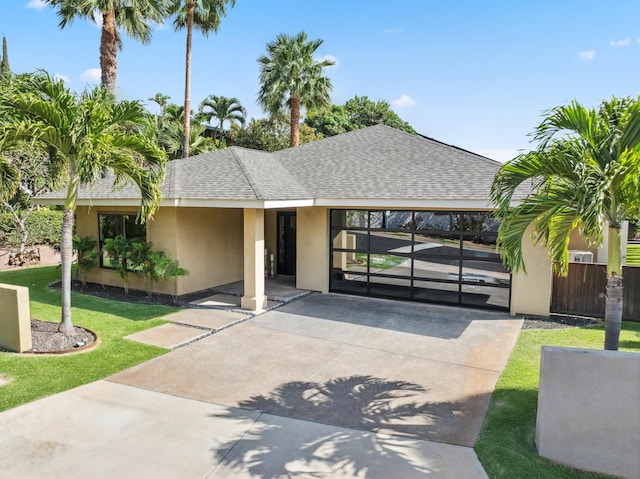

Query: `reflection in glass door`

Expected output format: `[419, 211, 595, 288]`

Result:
[277, 211, 296, 276]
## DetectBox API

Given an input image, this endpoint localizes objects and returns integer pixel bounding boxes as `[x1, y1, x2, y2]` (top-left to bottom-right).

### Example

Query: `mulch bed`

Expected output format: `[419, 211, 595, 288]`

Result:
[521, 314, 599, 330]
[27, 319, 96, 354]
[49, 280, 223, 307]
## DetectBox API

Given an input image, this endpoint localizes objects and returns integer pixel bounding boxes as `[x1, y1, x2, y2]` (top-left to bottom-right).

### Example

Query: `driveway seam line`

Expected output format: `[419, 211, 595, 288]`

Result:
[205, 411, 265, 479]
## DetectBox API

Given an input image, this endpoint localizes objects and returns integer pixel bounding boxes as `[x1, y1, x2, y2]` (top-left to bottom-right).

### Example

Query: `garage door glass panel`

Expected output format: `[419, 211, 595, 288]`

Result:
[413, 258, 460, 281]
[329, 209, 510, 311]
[368, 277, 412, 299]
[413, 280, 460, 304]
[461, 261, 510, 286]
[461, 284, 510, 309]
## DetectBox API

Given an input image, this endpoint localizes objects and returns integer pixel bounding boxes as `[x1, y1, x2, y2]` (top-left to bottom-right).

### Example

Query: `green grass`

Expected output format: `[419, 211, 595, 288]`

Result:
[0, 266, 178, 412]
[352, 252, 407, 270]
[475, 321, 640, 479]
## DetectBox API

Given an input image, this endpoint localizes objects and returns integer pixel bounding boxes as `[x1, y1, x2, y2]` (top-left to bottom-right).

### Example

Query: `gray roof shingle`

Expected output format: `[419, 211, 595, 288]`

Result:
[37, 125, 504, 205]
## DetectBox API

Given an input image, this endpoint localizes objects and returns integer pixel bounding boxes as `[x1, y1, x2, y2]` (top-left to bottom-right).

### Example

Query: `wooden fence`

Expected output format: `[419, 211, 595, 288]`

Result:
[551, 263, 640, 322]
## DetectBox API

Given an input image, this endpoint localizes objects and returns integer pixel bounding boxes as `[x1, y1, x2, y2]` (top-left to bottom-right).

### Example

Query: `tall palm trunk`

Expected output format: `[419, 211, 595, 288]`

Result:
[604, 224, 623, 350]
[59, 208, 75, 334]
[182, 1, 194, 158]
[290, 96, 301, 147]
[100, 8, 118, 93]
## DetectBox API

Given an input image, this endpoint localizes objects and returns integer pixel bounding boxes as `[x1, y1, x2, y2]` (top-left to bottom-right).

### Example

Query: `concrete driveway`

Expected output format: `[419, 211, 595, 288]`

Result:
[0, 293, 522, 478]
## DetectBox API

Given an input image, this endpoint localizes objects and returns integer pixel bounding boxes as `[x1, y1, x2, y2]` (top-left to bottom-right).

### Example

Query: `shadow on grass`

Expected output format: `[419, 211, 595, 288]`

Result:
[210, 375, 489, 477]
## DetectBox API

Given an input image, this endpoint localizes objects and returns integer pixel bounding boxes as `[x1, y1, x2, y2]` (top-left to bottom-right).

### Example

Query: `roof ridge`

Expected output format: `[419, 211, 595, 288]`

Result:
[229, 148, 264, 200]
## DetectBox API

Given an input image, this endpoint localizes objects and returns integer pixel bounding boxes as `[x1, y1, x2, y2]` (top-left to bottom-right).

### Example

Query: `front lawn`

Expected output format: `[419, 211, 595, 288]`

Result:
[0, 266, 178, 412]
[475, 320, 640, 478]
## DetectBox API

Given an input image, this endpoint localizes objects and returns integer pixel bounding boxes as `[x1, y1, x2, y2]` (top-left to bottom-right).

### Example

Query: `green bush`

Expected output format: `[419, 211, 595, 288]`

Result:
[0, 209, 63, 248]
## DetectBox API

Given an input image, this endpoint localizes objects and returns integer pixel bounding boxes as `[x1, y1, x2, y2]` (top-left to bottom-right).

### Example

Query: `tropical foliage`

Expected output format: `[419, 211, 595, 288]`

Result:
[169, 0, 236, 157]
[306, 95, 417, 137]
[491, 97, 640, 350]
[197, 95, 246, 146]
[258, 31, 334, 147]
[45, 0, 169, 92]
[0, 73, 166, 333]
[227, 114, 323, 152]
[72, 235, 100, 286]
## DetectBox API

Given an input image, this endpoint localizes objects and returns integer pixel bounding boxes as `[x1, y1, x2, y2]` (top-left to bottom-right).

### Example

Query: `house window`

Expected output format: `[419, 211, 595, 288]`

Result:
[98, 213, 146, 268]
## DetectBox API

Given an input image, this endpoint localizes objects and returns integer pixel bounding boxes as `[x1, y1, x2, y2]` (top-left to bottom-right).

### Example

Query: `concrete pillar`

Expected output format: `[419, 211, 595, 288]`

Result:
[241, 208, 267, 311]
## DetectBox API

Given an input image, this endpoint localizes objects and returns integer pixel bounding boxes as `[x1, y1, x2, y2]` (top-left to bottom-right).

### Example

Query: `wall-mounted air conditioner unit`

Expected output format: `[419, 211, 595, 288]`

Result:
[569, 250, 594, 263]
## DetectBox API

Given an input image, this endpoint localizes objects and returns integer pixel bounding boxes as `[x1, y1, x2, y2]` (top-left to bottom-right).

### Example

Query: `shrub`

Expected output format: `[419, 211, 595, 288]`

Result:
[0, 209, 63, 248]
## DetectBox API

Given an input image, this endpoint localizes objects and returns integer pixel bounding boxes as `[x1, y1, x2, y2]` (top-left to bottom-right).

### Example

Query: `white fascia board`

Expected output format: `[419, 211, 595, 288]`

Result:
[263, 199, 315, 209]
[314, 198, 496, 210]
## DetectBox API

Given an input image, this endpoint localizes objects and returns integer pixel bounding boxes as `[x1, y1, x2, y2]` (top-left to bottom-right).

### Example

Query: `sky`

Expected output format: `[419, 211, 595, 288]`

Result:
[2, 0, 640, 161]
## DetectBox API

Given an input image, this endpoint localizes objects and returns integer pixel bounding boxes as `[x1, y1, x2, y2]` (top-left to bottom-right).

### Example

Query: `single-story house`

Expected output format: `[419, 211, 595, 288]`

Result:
[37, 125, 596, 316]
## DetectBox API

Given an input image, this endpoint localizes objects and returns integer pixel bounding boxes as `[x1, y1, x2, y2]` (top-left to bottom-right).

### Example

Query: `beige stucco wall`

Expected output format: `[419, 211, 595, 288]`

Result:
[296, 206, 329, 292]
[510, 225, 552, 316]
[75, 206, 243, 296]
[0, 283, 32, 352]
[175, 207, 244, 295]
[536, 346, 640, 479]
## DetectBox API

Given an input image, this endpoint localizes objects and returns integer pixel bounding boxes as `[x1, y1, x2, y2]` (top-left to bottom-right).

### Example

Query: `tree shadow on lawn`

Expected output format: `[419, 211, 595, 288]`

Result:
[210, 375, 490, 478]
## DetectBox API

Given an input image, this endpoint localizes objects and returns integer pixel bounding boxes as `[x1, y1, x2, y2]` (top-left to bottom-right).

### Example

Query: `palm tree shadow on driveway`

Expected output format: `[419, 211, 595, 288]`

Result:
[209, 375, 489, 478]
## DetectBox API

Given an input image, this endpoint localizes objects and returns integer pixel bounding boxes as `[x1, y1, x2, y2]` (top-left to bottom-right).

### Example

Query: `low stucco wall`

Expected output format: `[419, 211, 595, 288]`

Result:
[536, 346, 640, 479]
[0, 283, 32, 352]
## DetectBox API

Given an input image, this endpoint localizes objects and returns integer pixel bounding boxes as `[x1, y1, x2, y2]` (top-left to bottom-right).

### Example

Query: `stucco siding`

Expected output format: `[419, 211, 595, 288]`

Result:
[175, 207, 244, 295]
[296, 207, 329, 292]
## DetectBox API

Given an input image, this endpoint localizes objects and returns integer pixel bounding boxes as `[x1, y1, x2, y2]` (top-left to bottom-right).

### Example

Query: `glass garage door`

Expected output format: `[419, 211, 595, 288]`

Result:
[329, 209, 511, 311]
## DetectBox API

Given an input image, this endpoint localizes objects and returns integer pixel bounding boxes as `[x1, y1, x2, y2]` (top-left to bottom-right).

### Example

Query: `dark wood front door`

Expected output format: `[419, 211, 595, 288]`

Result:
[277, 211, 296, 276]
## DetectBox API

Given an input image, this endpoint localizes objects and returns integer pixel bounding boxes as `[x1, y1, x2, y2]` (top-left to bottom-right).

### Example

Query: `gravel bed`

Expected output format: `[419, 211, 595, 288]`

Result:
[27, 319, 96, 353]
[521, 314, 599, 330]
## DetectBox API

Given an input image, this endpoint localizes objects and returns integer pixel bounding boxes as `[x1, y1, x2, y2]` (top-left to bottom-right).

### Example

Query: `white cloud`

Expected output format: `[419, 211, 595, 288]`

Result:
[579, 50, 596, 61]
[610, 37, 631, 47]
[318, 54, 338, 68]
[53, 73, 71, 85]
[383, 28, 403, 34]
[80, 68, 101, 84]
[391, 94, 416, 109]
[25, 0, 47, 10]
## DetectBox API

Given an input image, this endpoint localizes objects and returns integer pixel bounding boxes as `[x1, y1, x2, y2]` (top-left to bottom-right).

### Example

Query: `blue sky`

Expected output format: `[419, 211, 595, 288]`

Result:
[3, 0, 640, 161]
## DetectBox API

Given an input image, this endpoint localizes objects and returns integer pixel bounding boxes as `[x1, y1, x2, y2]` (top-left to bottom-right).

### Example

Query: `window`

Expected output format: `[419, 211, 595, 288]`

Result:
[98, 213, 146, 268]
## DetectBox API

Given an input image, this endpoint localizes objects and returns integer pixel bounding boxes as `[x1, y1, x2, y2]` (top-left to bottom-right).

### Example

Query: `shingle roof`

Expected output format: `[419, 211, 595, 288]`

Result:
[37, 125, 504, 205]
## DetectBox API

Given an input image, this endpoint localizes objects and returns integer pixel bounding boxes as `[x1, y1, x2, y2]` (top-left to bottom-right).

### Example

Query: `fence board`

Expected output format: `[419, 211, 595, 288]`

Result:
[551, 263, 640, 322]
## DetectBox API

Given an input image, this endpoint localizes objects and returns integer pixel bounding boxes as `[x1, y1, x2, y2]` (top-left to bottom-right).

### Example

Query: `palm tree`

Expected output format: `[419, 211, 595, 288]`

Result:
[159, 118, 213, 159]
[198, 95, 246, 146]
[169, 0, 235, 158]
[491, 97, 640, 350]
[0, 157, 19, 201]
[45, 0, 170, 92]
[258, 31, 335, 147]
[148, 92, 171, 113]
[1, 73, 166, 333]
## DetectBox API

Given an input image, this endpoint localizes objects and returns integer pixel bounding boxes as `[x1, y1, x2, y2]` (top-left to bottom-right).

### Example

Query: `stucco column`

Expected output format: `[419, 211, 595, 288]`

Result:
[510, 225, 552, 317]
[241, 208, 267, 311]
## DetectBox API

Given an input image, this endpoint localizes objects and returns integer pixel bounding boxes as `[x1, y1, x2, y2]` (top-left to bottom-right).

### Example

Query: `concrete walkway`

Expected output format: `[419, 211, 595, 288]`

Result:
[0, 293, 522, 478]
